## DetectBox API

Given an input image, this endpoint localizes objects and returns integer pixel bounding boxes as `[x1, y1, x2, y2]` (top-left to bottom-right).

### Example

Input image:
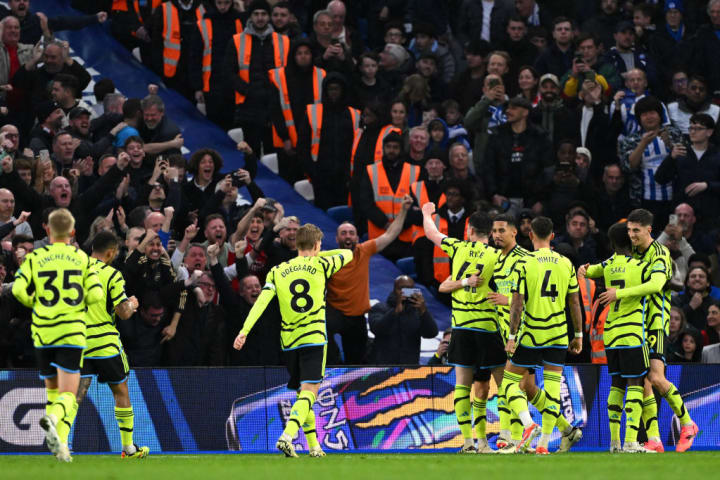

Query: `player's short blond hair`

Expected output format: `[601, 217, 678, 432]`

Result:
[48, 208, 75, 239]
[296, 224, 323, 251]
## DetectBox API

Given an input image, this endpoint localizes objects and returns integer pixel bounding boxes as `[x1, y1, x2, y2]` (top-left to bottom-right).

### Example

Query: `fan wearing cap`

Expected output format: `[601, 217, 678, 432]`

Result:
[149, 0, 206, 100]
[619, 95, 683, 230]
[355, 131, 422, 261]
[528, 73, 564, 143]
[224, 0, 290, 157]
[655, 113, 720, 227]
[408, 22, 455, 84]
[484, 96, 553, 218]
[605, 20, 659, 91]
[27, 101, 63, 154]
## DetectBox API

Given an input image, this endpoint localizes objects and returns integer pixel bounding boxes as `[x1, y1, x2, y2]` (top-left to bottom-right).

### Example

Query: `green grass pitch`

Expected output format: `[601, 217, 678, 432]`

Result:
[3, 452, 719, 480]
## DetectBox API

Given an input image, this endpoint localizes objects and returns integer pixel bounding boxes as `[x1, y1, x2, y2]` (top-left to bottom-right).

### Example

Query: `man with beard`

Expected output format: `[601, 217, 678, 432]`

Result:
[325, 195, 411, 364]
[269, 38, 326, 183]
[529, 73, 564, 146]
[262, 215, 299, 269]
[301, 72, 360, 210]
[209, 242, 282, 366]
[224, 0, 290, 157]
[138, 95, 183, 158]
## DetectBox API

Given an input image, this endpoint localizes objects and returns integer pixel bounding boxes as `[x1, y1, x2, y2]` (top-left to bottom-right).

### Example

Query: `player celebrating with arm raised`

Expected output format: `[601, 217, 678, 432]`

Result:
[12, 208, 103, 462]
[234, 223, 353, 458]
[73, 231, 148, 459]
[580, 222, 663, 453]
[422, 202, 502, 453]
[618, 209, 697, 452]
[499, 216, 583, 455]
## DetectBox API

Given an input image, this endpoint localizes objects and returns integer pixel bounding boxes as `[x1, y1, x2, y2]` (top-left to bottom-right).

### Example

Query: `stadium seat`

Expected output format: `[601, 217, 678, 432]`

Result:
[396, 257, 416, 280]
[294, 179, 314, 202]
[327, 205, 353, 224]
[260, 153, 279, 174]
[227, 127, 244, 144]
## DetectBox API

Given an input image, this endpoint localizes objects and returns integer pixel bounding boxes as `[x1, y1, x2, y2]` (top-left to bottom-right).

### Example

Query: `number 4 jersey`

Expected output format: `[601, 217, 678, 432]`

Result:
[440, 237, 501, 332]
[513, 247, 578, 348]
[240, 249, 353, 351]
[12, 243, 103, 349]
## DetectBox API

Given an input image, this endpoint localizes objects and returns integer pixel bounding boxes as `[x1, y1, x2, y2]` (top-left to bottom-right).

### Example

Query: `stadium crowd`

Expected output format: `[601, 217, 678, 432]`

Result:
[2, 0, 720, 368]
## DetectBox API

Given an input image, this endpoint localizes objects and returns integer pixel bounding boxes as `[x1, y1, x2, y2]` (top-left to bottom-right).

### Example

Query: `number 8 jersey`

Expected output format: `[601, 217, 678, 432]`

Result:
[512, 248, 578, 348]
[240, 250, 353, 351]
[12, 243, 103, 349]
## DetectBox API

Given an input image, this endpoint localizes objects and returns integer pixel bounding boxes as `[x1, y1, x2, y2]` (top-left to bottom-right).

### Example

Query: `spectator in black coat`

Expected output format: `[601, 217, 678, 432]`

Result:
[454, 0, 511, 47]
[673, 265, 716, 331]
[484, 96, 553, 216]
[117, 291, 167, 367]
[534, 16, 575, 78]
[655, 113, 720, 229]
[690, 0, 720, 97]
[163, 272, 226, 366]
[208, 244, 282, 366]
[589, 163, 632, 232]
[581, 0, 624, 51]
[368, 275, 438, 364]
[138, 95, 183, 159]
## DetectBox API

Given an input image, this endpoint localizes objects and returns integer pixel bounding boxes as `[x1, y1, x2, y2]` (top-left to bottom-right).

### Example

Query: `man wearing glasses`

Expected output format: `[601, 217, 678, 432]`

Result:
[656, 113, 720, 230]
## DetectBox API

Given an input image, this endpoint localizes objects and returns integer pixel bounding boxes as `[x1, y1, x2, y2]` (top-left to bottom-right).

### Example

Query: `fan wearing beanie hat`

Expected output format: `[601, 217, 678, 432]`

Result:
[248, 0, 271, 15]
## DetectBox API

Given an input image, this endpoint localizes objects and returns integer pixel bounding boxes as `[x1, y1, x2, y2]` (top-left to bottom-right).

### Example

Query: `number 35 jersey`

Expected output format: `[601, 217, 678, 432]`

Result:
[12, 243, 103, 349]
[513, 248, 578, 348]
[241, 250, 353, 351]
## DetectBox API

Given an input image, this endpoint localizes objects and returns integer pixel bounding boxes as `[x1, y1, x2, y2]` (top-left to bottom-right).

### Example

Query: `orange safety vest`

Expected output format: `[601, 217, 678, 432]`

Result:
[162, 2, 205, 78]
[411, 180, 447, 209]
[588, 297, 609, 364]
[578, 275, 596, 324]
[367, 162, 420, 243]
[430, 215, 470, 283]
[306, 104, 360, 162]
[197, 17, 243, 92]
[232, 32, 289, 104]
[270, 66, 325, 148]
[350, 124, 401, 177]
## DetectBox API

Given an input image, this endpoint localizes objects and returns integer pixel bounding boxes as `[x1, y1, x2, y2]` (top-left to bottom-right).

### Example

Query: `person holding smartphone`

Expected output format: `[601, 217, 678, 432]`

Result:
[367, 275, 438, 365]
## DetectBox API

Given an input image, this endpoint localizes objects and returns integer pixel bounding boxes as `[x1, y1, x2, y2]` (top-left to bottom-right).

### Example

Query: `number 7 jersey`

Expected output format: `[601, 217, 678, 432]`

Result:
[12, 243, 103, 349]
[240, 250, 353, 351]
[513, 248, 578, 348]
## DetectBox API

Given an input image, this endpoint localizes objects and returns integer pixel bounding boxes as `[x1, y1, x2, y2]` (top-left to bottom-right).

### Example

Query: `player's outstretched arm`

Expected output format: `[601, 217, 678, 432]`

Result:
[318, 248, 354, 277]
[421, 202, 446, 247]
[567, 291, 583, 354]
[236, 285, 276, 349]
[376, 195, 413, 252]
[579, 262, 603, 279]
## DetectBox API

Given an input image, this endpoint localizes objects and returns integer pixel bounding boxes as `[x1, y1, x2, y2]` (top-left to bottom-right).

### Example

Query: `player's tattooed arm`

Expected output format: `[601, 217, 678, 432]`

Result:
[508, 291, 524, 336]
[116, 296, 139, 320]
[76, 376, 92, 404]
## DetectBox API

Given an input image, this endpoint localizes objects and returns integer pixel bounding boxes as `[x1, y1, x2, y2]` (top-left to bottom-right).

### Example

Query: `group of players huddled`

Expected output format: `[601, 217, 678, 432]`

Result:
[15, 206, 699, 461]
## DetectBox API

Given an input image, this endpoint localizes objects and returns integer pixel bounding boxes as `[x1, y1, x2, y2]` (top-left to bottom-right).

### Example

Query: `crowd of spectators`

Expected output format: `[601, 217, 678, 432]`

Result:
[2, 0, 720, 367]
